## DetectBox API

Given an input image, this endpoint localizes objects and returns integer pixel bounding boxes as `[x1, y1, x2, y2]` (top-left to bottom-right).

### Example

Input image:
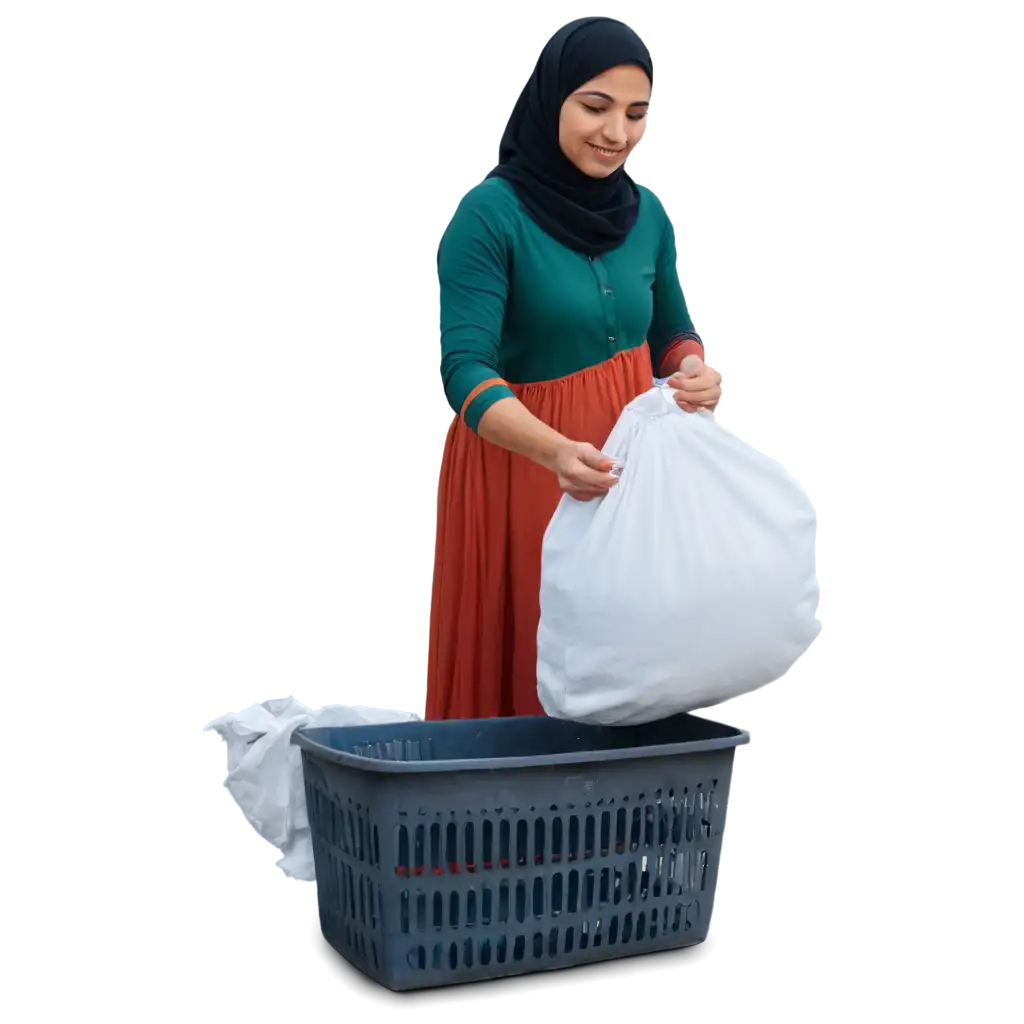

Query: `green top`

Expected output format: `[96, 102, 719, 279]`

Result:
[438, 177, 699, 431]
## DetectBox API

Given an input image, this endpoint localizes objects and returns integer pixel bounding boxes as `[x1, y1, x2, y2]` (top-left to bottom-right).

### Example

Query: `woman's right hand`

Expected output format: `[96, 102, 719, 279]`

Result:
[548, 440, 619, 501]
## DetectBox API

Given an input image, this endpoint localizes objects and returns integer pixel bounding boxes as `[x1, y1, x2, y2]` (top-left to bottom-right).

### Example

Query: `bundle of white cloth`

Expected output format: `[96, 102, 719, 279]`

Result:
[205, 697, 418, 879]
[538, 383, 822, 726]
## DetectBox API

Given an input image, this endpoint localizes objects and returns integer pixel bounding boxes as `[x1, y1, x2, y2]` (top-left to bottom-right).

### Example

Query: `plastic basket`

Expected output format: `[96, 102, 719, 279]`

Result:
[293, 713, 749, 991]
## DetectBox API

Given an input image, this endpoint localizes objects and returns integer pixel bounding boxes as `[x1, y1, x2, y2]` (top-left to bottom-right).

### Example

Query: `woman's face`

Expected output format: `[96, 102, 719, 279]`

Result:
[558, 63, 651, 178]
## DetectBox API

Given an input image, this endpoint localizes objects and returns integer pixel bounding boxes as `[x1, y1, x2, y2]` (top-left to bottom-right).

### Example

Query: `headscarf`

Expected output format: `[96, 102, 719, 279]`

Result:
[487, 17, 653, 256]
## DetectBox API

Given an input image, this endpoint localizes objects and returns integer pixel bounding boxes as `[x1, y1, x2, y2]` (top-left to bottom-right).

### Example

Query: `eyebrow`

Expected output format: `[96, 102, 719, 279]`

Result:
[576, 90, 650, 107]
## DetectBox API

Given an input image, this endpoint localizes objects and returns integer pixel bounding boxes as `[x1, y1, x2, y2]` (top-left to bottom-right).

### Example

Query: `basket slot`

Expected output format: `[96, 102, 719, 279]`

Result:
[346, 809, 357, 857]
[584, 815, 595, 860]
[446, 821, 460, 872]
[516, 819, 528, 867]
[429, 823, 441, 874]
[533, 877, 545, 919]
[627, 861, 638, 901]
[534, 817, 545, 866]
[481, 819, 493, 869]
[551, 818, 563, 863]
[599, 812, 610, 857]
[395, 825, 409, 875]
[615, 807, 627, 853]
[343, 863, 355, 919]
[514, 879, 527, 924]
[358, 875, 367, 928]
[498, 880, 510, 924]
[414, 825, 425, 874]
[499, 819, 511, 869]
[630, 806, 642, 851]
[568, 816, 579, 861]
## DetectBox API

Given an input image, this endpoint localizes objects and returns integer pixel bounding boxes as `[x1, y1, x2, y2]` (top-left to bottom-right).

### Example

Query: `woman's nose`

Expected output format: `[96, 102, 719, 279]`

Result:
[601, 115, 628, 145]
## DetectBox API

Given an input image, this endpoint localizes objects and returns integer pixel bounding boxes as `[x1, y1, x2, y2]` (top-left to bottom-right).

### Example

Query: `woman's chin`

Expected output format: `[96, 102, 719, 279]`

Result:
[581, 157, 624, 178]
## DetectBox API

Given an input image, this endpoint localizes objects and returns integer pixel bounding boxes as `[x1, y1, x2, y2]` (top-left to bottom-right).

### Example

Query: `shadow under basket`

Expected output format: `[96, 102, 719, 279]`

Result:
[293, 713, 749, 991]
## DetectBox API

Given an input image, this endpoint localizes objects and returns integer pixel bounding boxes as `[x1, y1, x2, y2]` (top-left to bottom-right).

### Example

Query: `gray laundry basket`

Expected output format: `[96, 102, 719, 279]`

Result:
[293, 713, 749, 991]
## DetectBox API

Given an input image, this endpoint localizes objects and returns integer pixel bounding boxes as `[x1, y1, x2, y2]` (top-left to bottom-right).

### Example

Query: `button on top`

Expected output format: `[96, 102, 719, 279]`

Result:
[608, 336, 616, 343]
[604, 288, 613, 296]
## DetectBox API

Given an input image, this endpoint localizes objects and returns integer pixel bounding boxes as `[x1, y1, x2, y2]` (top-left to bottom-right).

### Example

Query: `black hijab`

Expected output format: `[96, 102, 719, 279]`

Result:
[487, 17, 653, 257]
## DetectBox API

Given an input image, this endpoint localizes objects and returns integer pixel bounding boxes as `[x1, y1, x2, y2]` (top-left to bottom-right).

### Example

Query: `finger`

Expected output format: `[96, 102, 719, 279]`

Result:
[666, 372, 695, 389]
[576, 445, 615, 472]
[667, 372, 709, 391]
[673, 386, 718, 410]
[573, 466, 618, 493]
[679, 364, 729, 387]
[567, 486, 604, 501]
[676, 386, 721, 405]
[674, 373, 720, 393]
[679, 391, 720, 407]
[572, 466, 618, 490]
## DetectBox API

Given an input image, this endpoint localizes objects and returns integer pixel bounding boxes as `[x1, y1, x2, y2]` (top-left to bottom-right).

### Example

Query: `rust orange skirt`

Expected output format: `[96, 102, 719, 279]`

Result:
[425, 343, 654, 720]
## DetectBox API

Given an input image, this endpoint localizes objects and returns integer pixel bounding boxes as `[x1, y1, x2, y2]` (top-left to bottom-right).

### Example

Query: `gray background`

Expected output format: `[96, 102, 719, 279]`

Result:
[2, 9, 1024, 1024]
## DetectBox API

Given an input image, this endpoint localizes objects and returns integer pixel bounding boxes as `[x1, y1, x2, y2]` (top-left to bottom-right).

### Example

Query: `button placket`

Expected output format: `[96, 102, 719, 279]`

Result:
[588, 255, 619, 354]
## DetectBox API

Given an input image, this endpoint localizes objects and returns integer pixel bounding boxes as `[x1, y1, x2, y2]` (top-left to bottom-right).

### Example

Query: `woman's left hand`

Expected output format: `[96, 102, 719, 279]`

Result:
[666, 354, 722, 413]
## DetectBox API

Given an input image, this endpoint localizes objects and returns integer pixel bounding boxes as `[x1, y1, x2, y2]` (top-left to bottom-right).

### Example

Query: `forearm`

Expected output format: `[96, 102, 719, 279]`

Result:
[476, 395, 566, 472]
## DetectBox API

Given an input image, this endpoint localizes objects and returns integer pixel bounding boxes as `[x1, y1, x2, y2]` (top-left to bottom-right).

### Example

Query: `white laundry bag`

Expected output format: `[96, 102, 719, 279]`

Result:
[205, 697, 419, 880]
[537, 385, 821, 725]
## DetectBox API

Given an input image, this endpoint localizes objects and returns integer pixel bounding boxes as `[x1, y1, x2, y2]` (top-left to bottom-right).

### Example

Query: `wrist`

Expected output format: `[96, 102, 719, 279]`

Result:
[534, 433, 570, 473]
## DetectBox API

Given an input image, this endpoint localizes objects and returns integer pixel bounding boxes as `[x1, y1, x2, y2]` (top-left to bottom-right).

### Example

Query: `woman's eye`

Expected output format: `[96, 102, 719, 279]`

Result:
[582, 103, 646, 121]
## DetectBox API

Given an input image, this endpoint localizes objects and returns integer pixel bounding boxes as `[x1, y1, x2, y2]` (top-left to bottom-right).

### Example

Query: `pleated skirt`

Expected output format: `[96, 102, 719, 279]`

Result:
[425, 343, 654, 720]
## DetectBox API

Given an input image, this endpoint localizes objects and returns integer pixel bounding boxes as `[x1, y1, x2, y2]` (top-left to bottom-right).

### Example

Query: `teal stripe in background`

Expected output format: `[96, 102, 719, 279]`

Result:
[655, 181, 1024, 327]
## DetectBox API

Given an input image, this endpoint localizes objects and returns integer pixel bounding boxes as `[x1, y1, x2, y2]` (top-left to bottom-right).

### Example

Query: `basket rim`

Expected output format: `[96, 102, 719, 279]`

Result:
[292, 713, 749, 774]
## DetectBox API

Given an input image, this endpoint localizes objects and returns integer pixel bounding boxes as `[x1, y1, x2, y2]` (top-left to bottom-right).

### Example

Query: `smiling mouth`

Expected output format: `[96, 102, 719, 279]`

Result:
[588, 143, 625, 158]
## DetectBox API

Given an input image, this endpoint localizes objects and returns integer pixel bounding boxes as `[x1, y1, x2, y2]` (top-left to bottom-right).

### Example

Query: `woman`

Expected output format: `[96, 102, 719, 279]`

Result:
[426, 17, 723, 720]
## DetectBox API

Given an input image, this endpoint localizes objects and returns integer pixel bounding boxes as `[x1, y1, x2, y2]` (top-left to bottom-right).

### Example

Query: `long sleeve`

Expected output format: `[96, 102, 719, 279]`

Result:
[438, 188, 516, 431]
[647, 205, 704, 376]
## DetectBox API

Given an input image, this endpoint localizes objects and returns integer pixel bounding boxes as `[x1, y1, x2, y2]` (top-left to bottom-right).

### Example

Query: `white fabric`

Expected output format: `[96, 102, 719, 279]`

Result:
[205, 697, 419, 880]
[537, 386, 821, 725]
